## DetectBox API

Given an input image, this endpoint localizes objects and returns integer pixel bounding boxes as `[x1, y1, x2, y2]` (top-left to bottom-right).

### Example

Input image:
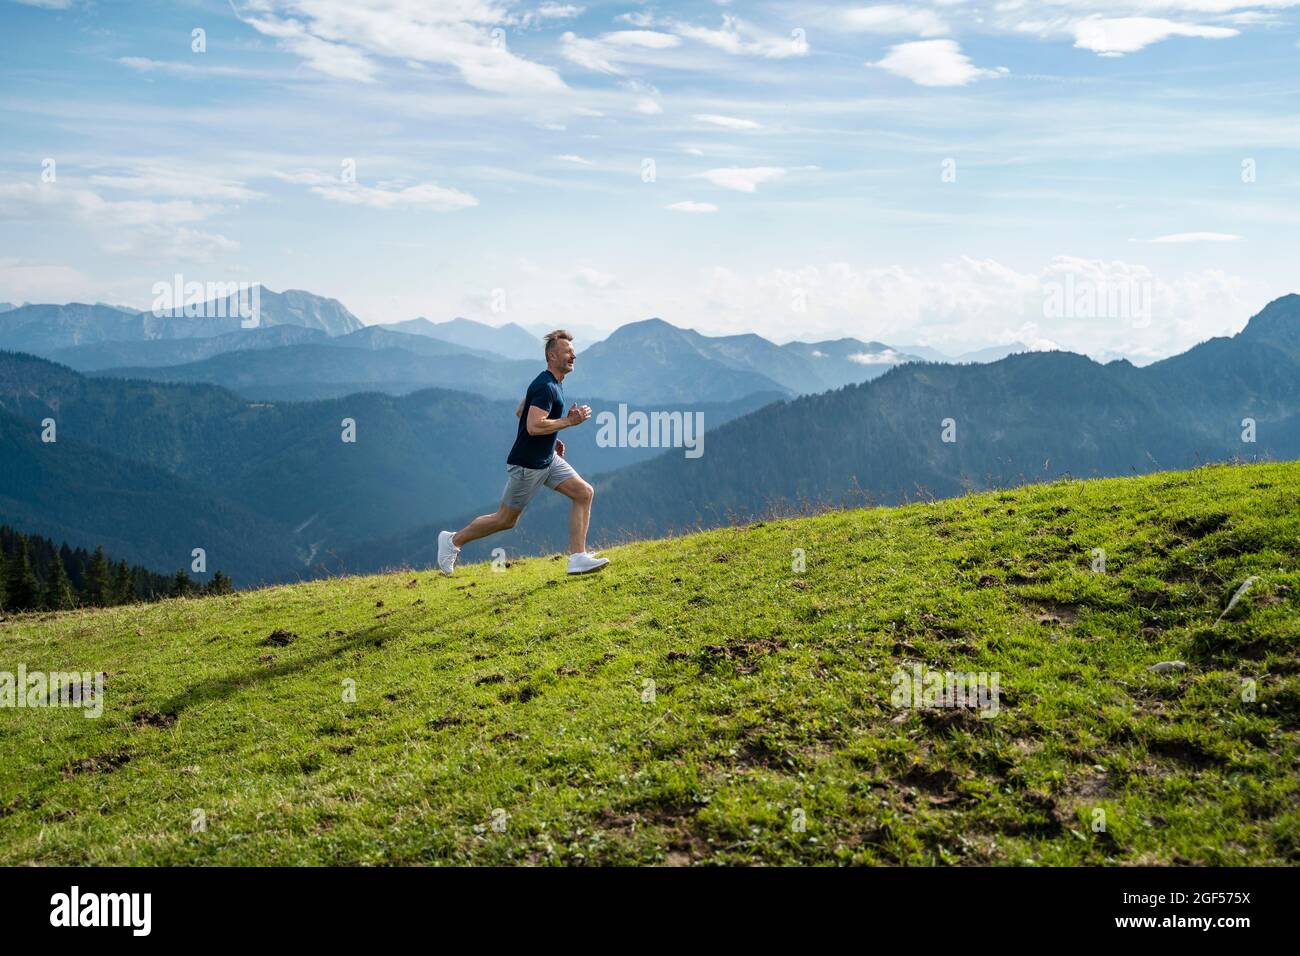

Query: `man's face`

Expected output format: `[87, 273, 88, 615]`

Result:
[550, 339, 576, 373]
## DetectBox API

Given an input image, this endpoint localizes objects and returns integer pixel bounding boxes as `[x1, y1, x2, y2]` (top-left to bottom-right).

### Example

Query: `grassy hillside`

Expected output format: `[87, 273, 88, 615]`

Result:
[1, 462, 1297, 865]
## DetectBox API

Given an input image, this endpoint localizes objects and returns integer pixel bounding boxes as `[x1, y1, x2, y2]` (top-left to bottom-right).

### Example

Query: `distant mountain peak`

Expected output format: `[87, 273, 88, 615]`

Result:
[382, 315, 540, 361]
[1240, 294, 1300, 343]
[615, 317, 679, 334]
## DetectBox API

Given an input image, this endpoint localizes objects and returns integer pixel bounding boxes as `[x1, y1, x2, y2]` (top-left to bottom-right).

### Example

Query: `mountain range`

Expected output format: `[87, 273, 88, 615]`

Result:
[0, 287, 363, 354]
[84, 315, 927, 403]
[345, 294, 1300, 571]
[0, 288, 1060, 407]
[2, 285, 1297, 586]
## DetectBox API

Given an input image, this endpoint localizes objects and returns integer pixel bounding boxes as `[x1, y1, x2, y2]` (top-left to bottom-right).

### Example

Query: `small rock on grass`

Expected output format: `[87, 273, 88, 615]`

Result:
[1148, 660, 1188, 673]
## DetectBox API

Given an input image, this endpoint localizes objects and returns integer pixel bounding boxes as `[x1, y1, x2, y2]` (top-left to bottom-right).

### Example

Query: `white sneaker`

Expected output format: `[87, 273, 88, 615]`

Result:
[437, 531, 460, 575]
[567, 551, 609, 575]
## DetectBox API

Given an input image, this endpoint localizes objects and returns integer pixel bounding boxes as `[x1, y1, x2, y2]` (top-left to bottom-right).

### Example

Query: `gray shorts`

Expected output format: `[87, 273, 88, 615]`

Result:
[502, 455, 579, 511]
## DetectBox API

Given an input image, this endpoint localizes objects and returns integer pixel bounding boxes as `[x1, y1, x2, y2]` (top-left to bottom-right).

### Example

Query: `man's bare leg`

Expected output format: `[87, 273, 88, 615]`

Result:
[452, 504, 522, 548]
[554, 476, 594, 554]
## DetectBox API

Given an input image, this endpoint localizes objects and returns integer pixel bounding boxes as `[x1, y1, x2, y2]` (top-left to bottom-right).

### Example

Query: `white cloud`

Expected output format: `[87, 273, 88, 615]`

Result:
[666, 201, 719, 213]
[869, 39, 1007, 86]
[0, 182, 238, 261]
[235, 1, 567, 94]
[0, 259, 97, 303]
[616, 11, 655, 28]
[1071, 17, 1238, 55]
[840, 6, 949, 37]
[671, 14, 809, 59]
[634, 96, 663, 115]
[693, 113, 762, 130]
[87, 166, 262, 201]
[530, 3, 582, 21]
[554, 154, 594, 165]
[1141, 231, 1244, 242]
[695, 255, 1253, 361]
[243, 15, 381, 82]
[559, 33, 621, 72]
[697, 166, 786, 192]
[560, 29, 682, 73]
[116, 57, 279, 80]
[573, 266, 616, 288]
[847, 348, 905, 365]
[314, 182, 478, 211]
[605, 30, 682, 49]
[276, 170, 477, 211]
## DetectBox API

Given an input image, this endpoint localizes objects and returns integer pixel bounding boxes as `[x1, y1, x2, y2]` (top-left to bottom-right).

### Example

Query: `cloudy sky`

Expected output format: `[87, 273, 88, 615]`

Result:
[2, 0, 1299, 359]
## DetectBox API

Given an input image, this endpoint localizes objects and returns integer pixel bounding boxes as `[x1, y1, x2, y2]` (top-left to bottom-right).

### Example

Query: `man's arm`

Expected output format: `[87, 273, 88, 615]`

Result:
[526, 402, 590, 436]
[515, 397, 525, 418]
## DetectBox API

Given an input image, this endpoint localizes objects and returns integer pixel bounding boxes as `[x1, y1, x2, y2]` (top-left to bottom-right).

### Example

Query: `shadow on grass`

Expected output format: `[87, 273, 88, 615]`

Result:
[154, 579, 559, 716]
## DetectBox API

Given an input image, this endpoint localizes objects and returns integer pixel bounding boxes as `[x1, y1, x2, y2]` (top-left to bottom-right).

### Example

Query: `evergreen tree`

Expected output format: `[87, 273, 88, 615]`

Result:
[113, 560, 134, 605]
[170, 569, 194, 598]
[3, 535, 42, 612]
[43, 550, 77, 611]
[86, 546, 113, 607]
[0, 545, 7, 612]
[203, 570, 234, 596]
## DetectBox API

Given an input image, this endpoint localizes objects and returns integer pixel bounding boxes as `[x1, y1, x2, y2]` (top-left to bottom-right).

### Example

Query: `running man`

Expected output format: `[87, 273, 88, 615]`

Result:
[438, 329, 610, 576]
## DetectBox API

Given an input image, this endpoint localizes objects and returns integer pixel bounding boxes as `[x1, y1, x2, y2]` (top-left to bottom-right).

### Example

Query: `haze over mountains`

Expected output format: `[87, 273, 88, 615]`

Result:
[0, 287, 362, 355]
[0, 287, 1022, 404]
[377, 317, 541, 361]
[0, 285, 1295, 586]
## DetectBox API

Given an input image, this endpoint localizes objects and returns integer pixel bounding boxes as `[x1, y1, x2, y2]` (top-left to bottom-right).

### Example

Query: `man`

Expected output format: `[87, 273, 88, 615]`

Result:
[438, 329, 610, 576]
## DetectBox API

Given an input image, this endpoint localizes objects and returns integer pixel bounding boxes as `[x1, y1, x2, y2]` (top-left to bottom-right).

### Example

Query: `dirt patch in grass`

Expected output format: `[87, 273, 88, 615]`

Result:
[596, 803, 710, 865]
[698, 637, 787, 674]
[916, 612, 974, 642]
[66, 750, 131, 777]
[731, 735, 799, 771]
[499, 685, 539, 705]
[900, 764, 964, 798]
[1147, 737, 1225, 769]
[263, 628, 297, 647]
[919, 707, 992, 735]
[1168, 511, 1230, 539]
[1026, 602, 1082, 626]
[132, 709, 177, 729]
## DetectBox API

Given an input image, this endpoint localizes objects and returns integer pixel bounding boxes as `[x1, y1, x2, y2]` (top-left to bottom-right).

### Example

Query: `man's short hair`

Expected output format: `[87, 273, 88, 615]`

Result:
[544, 329, 573, 358]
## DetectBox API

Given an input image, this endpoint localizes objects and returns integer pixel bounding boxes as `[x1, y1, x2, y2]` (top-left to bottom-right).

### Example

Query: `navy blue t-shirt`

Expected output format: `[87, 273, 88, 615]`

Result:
[507, 370, 565, 468]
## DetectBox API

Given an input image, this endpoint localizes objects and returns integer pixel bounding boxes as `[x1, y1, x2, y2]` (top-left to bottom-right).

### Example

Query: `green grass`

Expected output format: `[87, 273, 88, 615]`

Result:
[2, 461, 1298, 865]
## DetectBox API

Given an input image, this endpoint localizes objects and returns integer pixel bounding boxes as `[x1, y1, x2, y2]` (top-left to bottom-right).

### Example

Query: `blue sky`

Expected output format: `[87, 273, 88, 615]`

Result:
[2, 0, 1299, 359]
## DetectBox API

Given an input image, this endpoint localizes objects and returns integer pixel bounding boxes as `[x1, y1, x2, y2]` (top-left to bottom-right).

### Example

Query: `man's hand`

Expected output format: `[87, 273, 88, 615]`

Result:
[566, 403, 592, 427]
[555, 438, 566, 458]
